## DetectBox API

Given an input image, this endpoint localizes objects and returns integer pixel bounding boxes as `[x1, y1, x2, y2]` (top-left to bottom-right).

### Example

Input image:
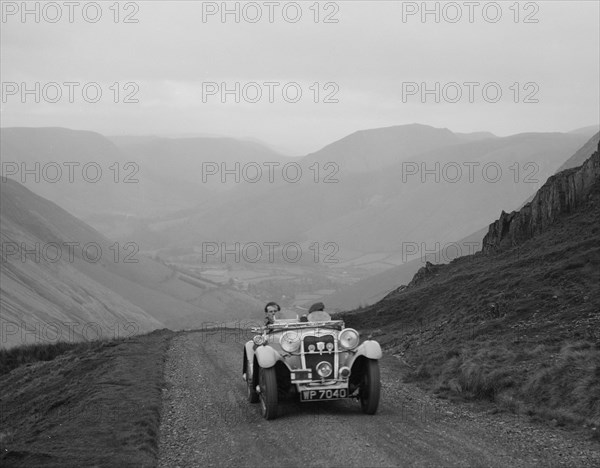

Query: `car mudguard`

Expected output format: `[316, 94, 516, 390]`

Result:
[243, 341, 255, 374]
[349, 340, 382, 365]
[255, 345, 281, 368]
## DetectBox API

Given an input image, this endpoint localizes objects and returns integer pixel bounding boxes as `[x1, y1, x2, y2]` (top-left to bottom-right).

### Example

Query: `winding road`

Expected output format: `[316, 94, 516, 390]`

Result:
[157, 330, 600, 467]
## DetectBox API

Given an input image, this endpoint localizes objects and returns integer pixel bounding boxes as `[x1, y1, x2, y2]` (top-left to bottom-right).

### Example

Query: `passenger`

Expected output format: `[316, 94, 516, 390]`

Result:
[300, 302, 329, 322]
[307, 302, 330, 321]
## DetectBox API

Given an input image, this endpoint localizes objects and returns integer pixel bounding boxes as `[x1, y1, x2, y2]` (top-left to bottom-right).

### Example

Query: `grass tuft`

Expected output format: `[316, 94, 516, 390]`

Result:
[0, 340, 105, 375]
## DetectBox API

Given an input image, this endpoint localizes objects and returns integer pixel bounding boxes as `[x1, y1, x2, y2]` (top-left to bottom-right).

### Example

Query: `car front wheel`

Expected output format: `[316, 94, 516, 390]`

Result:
[360, 359, 380, 414]
[259, 367, 278, 420]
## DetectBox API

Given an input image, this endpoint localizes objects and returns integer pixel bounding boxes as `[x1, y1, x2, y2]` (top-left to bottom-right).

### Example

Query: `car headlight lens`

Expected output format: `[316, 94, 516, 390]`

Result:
[338, 328, 359, 350]
[308, 344, 316, 352]
[326, 342, 334, 351]
[280, 331, 301, 352]
[316, 361, 333, 378]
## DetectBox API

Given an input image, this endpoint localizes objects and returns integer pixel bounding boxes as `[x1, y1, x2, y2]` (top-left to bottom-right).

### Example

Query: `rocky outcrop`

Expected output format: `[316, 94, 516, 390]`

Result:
[482, 139, 600, 254]
[382, 261, 443, 299]
[407, 261, 443, 287]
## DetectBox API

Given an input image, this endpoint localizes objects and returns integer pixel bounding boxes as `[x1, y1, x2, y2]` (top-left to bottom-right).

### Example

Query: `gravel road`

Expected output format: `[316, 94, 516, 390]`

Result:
[158, 330, 600, 467]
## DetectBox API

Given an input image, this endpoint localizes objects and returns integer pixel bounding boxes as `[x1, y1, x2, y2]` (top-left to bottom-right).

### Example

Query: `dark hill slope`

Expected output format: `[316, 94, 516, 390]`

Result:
[340, 143, 600, 429]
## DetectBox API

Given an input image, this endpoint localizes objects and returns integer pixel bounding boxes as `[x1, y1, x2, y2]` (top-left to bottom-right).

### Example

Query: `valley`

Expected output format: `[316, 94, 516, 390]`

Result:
[2, 4, 599, 466]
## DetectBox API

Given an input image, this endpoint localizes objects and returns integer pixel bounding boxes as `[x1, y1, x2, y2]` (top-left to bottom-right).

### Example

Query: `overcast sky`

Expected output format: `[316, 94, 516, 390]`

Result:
[1, 0, 598, 154]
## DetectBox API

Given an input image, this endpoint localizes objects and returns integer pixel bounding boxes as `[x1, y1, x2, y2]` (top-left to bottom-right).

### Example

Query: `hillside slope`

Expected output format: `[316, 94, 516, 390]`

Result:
[324, 227, 488, 311]
[114, 134, 290, 191]
[340, 142, 600, 429]
[302, 123, 464, 172]
[556, 131, 599, 172]
[151, 130, 587, 258]
[0, 127, 215, 237]
[0, 179, 264, 348]
[0, 179, 163, 348]
[324, 133, 600, 310]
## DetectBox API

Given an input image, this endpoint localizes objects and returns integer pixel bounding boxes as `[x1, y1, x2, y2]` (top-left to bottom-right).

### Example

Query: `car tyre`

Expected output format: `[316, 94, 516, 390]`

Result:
[259, 367, 278, 420]
[360, 359, 380, 415]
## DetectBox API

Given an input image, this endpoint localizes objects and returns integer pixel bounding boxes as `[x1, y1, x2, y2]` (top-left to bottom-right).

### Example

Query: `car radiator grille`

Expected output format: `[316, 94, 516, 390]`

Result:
[302, 335, 335, 381]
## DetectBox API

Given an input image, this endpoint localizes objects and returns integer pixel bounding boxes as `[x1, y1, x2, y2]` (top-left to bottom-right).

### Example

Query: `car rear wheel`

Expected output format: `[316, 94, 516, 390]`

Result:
[247, 361, 259, 403]
[259, 367, 278, 420]
[360, 359, 380, 414]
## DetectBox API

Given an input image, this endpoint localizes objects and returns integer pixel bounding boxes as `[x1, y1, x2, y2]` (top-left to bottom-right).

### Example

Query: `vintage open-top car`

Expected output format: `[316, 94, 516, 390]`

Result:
[242, 311, 382, 420]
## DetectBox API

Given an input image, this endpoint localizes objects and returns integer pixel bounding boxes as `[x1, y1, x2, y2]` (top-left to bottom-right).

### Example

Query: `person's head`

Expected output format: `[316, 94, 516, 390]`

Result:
[308, 302, 325, 314]
[265, 302, 281, 314]
[264, 302, 280, 320]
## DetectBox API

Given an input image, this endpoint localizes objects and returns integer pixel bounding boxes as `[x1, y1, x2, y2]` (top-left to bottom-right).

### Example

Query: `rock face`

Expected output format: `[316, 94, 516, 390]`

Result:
[482, 139, 600, 254]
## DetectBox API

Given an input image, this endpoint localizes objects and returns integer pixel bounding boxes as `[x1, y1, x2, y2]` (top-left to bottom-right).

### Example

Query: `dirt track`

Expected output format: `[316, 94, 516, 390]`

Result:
[157, 331, 600, 467]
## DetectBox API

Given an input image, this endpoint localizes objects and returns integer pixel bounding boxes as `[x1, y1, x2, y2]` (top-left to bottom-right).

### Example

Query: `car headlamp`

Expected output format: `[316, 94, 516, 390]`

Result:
[338, 328, 359, 350]
[280, 331, 301, 353]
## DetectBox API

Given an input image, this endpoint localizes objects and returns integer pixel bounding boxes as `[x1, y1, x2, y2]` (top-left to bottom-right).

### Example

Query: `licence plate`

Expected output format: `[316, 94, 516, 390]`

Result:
[300, 388, 348, 401]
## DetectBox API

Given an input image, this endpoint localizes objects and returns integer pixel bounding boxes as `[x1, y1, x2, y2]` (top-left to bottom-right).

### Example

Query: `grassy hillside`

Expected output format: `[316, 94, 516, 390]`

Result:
[339, 179, 600, 434]
[0, 329, 174, 467]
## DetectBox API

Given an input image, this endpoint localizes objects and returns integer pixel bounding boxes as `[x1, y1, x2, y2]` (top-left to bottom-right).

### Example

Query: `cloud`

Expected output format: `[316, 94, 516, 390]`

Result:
[1, 1, 598, 154]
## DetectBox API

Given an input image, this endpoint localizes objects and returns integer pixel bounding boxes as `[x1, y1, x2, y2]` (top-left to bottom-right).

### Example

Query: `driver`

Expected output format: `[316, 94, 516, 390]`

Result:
[264, 301, 281, 325]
